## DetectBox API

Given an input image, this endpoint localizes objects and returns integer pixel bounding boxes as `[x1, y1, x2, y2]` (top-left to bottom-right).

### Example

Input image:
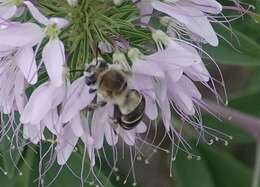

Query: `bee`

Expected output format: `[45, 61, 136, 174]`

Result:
[85, 58, 146, 130]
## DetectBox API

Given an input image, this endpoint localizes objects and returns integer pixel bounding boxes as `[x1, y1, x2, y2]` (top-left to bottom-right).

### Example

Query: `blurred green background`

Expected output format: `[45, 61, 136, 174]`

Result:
[1, 0, 260, 186]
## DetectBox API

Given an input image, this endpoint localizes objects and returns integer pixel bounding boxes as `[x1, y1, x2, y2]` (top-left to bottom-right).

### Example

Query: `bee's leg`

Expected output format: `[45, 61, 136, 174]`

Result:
[85, 74, 96, 86]
[108, 105, 122, 131]
[87, 101, 107, 111]
[86, 95, 106, 111]
[89, 88, 97, 94]
[108, 116, 119, 129]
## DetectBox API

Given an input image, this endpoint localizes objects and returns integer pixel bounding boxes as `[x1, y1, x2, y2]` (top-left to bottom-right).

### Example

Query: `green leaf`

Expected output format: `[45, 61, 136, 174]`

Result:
[204, 26, 260, 66]
[174, 148, 215, 187]
[14, 147, 36, 187]
[199, 145, 252, 187]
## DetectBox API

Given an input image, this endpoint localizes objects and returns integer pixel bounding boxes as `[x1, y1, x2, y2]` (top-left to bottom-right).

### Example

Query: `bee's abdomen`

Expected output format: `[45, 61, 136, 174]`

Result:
[116, 92, 146, 130]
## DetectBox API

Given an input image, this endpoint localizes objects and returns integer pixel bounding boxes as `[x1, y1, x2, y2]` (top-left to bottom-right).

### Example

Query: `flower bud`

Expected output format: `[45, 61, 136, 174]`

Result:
[67, 0, 78, 7]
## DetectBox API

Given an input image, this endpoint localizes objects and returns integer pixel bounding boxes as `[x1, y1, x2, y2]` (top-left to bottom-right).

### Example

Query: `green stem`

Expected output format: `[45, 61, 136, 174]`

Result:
[252, 141, 260, 187]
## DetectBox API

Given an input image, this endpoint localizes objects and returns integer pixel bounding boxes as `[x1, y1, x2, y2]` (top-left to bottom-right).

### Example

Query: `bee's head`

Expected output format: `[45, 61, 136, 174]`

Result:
[85, 57, 108, 75]
[85, 58, 109, 85]
[98, 69, 128, 105]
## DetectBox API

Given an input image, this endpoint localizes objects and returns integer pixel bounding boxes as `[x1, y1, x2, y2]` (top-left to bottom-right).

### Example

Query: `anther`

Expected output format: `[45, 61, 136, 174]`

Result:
[187, 154, 193, 160]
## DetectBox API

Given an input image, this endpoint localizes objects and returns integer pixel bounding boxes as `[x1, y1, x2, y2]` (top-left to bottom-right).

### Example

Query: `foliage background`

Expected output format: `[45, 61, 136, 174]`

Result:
[1, 0, 260, 186]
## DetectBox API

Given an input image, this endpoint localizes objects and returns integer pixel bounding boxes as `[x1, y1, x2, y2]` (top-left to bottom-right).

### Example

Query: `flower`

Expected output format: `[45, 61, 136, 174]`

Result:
[128, 34, 210, 130]
[0, 0, 252, 185]
[0, 22, 42, 114]
[0, 1, 69, 87]
[0, 0, 23, 21]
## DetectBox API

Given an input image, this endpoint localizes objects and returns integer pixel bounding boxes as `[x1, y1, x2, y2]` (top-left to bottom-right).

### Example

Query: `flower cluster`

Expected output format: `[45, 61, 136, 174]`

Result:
[0, 0, 253, 186]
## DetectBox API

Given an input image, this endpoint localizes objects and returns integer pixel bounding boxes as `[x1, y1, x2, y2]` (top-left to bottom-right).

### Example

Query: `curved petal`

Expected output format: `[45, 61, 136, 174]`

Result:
[24, 1, 49, 25]
[132, 59, 165, 78]
[144, 95, 158, 120]
[23, 123, 45, 144]
[0, 5, 17, 20]
[20, 83, 54, 124]
[135, 0, 153, 24]
[42, 109, 60, 134]
[60, 77, 95, 123]
[152, 1, 218, 46]
[14, 71, 26, 113]
[70, 114, 84, 137]
[0, 22, 44, 47]
[179, 76, 202, 100]
[42, 38, 65, 87]
[49, 17, 69, 29]
[120, 129, 136, 146]
[189, 0, 222, 14]
[15, 46, 38, 84]
[136, 121, 147, 133]
[168, 80, 195, 115]
[91, 104, 114, 149]
[0, 44, 14, 57]
[104, 124, 118, 146]
[56, 125, 78, 165]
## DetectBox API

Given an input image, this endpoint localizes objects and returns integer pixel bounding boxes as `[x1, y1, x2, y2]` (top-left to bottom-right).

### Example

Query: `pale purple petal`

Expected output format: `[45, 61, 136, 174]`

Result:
[60, 77, 95, 123]
[42, 38, 65, 87]
[144, 95, 158, 120]
[14, 71, 26, 113]
[24, 1, 49, 25]
[42, 109, 60, 134]
[20, 83, 54, 124]
[0, 5, 17, 20]
[168, 79, 196, 115]
[136, 122, 147, 133]
[23, 123, 45, 144]
[70, 114, 84, 137]
[0, 44, 14, 57]
[91, 105, 111, 149]
[0, 22, 44, 47]
[56, 125, 79, 165]
[49, 17, 69, 29]
[132, 59, 165, 78]
[135, 0, 153, 24]
[152, 1, 219, 46]
[179, 76, 202, 100]
[15, 46, 38, 84]
[120, 129, 136, 146]
[189, 0, 222, 14]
